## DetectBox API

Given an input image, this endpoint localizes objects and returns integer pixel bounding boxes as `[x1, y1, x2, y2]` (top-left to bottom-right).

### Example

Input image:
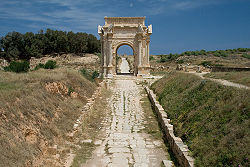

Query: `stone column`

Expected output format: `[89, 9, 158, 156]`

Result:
[103, 38, 107, 76]
[108, 40, 112, 66]
[142, 40, 146, 65]
[138, 40, 142, 66]
[106, 40, 113, 78]
[146, 41, 150, 65]
[100, 38, 104, 74]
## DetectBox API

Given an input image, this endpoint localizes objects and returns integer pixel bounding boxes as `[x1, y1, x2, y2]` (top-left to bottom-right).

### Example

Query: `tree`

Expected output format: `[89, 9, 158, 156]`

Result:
[0, 29, 101, 60]
[0, 32, 24, 60]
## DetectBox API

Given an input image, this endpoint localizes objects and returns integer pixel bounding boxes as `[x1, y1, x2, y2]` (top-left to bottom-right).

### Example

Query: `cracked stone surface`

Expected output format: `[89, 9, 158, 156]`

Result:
[83, 78, 167, 167]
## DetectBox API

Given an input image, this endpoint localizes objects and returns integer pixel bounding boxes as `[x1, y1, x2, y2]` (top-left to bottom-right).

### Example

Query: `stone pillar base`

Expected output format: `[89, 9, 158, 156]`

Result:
[137, 65, 150, 77]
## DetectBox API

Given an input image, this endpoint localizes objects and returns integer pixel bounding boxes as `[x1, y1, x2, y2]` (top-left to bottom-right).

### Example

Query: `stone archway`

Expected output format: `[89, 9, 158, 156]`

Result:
[98, 17, 152, 77]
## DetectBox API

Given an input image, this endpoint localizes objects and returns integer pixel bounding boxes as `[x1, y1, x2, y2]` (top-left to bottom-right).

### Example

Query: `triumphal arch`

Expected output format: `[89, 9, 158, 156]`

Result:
[98, 17, 152, 77]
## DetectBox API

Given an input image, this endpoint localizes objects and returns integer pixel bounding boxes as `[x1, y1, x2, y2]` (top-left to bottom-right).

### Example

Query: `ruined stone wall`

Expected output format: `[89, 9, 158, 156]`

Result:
[211, 66, 250, 72]
[145, 87, 194, 167]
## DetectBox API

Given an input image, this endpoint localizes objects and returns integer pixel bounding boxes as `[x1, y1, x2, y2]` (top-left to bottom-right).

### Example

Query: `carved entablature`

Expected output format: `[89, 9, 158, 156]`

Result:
[98, 17, 152, 77]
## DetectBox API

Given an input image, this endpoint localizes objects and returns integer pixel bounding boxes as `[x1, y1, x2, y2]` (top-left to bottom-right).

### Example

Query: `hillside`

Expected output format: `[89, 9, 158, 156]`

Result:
[151, 72, 250, 166]
[150, 48, 250, 73]
[0, 68, 97, 166]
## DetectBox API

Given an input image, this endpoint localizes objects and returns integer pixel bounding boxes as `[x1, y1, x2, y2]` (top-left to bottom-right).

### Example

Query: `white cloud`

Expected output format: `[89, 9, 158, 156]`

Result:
[140, 0, 227, 15]
[0, 0, 228, 34]
[0, 0, 114, 33]
[172, 0, 224, 10]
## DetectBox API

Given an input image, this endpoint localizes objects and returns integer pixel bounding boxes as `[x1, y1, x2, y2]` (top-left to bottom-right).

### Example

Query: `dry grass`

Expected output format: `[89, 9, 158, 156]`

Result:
[71, 87, 112, 166]
[177, 54, 250, 67]
[150, 54, 250, 70]
[204, 71, 250, 87]
[0, 68, 96, 166]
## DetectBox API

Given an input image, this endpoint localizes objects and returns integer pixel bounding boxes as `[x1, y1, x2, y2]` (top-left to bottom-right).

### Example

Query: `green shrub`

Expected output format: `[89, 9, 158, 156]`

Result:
[237, 48, 248, 52]
[176, 59, 184, 64]
[200, 61, 212, 67]
[149, 56, 155, 61]
[159, 54, 180, 63]
[34, 63, 45, 70]
[44, 60, 57, 69]
[91, 71, 99, 80]
[4, 60, 30, 73]
[219, 50, 228, 57]
[213, 64, 224, 67]
[200, 49, 207, 55]
[184, 51, 192, 56]
[68, 86, 74, 96]
[213, 52, 220, 57]
[80, 68, 97, 82]
[242, 53, 250, 59]
[160, 55, 168, 63]
[94, 52, 101, 57]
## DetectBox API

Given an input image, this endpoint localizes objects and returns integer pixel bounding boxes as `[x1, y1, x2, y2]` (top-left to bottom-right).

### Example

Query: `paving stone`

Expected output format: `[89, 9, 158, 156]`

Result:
[94, 140, 102, 145]
[82, 79, 171, 167]
[108, 147, 130, 153]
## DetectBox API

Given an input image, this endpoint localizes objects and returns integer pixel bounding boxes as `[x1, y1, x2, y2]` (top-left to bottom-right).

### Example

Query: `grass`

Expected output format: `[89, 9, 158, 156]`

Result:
[141, 95, 163, 140]
[141, 91, 179, 166]
[204, 71, 250, 87]
[151, 71, 169, 76]
[79, 68, 99, 82]
[71, 87, 112, 166]
[0, 68, 96, 166]
[151, 71, 250, 167]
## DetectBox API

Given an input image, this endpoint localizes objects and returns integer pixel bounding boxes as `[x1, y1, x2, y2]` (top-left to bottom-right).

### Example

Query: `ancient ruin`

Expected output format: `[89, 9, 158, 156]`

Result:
[98, 17, 152, 77]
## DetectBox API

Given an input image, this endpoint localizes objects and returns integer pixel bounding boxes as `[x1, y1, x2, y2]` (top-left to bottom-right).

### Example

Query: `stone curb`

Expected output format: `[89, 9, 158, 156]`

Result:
[145, 87, 195, 167]
[67, 81, 104, 139]
[162, 160, 174, 167]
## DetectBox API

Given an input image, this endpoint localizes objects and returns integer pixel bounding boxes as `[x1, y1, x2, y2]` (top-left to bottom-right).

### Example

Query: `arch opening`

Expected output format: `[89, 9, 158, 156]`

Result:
[116, 44, 135, 75]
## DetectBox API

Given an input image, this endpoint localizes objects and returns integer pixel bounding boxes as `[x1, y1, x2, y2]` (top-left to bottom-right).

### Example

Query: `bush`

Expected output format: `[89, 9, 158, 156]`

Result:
[159, 54, 180, 63]
[213, 64, 224, 67]
[184, 51, 192, 56]
[200, 61, 212, 67]
[213, 52, 220, 57]
[219, 50, 228, 57]
[200, 61, 223, 67]
[159, 55, 168, 63]
[4, 60, 30, 73]
[200, 49, 207, 55]
[34, 63, 45, 70]
[80, 68, 97, 82]
[149, 56, 155, 61]
[68, 86, 74, 96]
[237, 48, 248, 52]
[44, 60, 56, 69]
[176, 59, 184, 64]
[92, 71, 99, 80]
[94, 52, 101, 57]
[242, 53, 250, 59]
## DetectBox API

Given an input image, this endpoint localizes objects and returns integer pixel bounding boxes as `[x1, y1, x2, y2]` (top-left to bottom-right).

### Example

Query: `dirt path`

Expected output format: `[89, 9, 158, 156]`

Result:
[192, 72, 250, 89]
[83, 78, 168, 167]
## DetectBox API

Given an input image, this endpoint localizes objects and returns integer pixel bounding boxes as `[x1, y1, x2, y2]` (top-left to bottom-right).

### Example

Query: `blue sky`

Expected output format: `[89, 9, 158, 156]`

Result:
[1, 0, 250, 54]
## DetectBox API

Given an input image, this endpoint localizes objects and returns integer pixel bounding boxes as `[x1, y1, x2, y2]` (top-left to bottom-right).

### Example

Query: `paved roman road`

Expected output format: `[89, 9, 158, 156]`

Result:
[83, 77, 168, 167]
[120, 57, 130, 73]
